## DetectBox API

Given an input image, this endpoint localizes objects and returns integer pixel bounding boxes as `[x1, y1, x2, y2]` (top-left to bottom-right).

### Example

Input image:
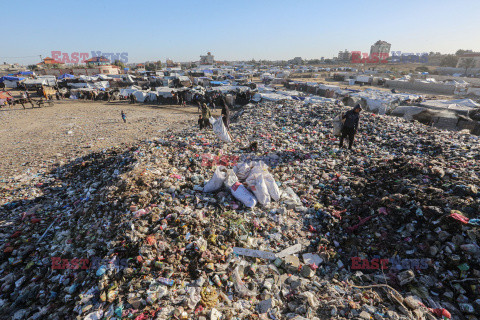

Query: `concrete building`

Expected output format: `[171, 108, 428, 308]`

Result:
[0, 63, 26, 75]
[456, 53, 480, 69]
[85, 56, 110, 67]
[200, 52, 214, 65]
[370, 40, 391, 55]
[337, 50, 351, 62]
[98, 65, 120, 74]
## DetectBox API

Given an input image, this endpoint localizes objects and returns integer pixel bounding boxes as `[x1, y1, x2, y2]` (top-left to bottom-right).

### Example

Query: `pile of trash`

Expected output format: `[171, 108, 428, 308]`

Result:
[1, 100, 480, 320]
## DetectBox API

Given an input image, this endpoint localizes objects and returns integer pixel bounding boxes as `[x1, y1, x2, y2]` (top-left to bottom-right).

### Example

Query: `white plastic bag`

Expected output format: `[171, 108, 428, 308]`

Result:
[246, 161, 280, 201]
[247, 161, 267, 177]
[282, 187, 302, 206]
[332, 112, 344, 136]
[224, 169, 257, 208]
[233, 162, 251, 181]
[210, 116, 232, 143]
[203, 166, 227, 193]
[264, 174, 281, 201]
[246, 173, 270, 206]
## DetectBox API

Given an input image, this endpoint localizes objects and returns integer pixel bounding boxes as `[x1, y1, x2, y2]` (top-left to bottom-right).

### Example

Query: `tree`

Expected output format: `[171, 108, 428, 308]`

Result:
[440, 55, 458, 68]
[27, 64, 39, 71]
[307, 59, 322, 65]
[455, 49, 468, 56]
[114, 60, 125, 69]
[459, 58, 475, 75]
[145, 63, 154, 71]
[155, 60, 162, 69]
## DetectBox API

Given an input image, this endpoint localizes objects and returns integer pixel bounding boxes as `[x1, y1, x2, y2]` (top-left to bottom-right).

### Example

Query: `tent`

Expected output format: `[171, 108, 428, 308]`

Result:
[0, 76, 25, 82]
[58, 73, 75, 80]
[16, 71, 35, 76]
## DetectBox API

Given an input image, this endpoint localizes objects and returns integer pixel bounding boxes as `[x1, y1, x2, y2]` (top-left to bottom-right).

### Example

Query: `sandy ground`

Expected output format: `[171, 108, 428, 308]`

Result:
[0, 99, 220, 179]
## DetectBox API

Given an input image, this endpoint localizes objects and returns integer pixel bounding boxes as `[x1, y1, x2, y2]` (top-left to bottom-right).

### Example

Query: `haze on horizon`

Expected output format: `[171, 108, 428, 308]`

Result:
[2, 0, 479, 65]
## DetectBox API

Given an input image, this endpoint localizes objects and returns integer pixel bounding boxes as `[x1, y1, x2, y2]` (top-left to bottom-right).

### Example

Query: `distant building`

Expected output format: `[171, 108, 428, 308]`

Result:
[85, 56, 110, 66]
[370, 40, 391, 55]
[200, 52, 215, 65]
[337, 50, 351, 61]
[37, 57, 64, 68]
[98, 65, 120, 74]
[456, 53, 480, 69]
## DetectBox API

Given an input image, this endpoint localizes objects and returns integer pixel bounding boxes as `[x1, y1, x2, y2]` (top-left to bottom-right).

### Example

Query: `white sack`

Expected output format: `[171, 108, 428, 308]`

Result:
[246, 174, 270, 206]
[233, 162, 251, 181]
[203, 166, 227, 192]
[332, 112, 344, 136]
[210, 116, 232, 143]
[224, 169, 256, 208]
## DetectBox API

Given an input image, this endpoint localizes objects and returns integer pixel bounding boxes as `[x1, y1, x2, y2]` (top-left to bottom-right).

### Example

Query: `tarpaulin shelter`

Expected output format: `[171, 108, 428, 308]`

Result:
[16, 71, 35, 76]
[1, 76, 25, 88]
[58, 74, 75, 80]
[0, 76, 24, 82]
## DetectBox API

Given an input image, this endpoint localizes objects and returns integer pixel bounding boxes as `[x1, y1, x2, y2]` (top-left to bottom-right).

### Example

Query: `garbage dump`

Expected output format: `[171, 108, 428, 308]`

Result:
[1, 100, 480, 320]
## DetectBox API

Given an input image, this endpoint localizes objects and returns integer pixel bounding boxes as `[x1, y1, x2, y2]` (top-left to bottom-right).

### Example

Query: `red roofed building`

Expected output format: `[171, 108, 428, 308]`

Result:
[37, 57, 64, 67]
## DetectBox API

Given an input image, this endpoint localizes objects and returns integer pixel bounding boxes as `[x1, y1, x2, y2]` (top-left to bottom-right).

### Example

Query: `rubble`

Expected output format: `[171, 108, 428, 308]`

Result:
[1, 100, 480, 319]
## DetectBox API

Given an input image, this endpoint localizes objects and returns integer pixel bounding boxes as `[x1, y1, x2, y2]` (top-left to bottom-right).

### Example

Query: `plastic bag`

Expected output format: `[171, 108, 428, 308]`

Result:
[332, 112, 344, 136]
[247, 161, 268, 179]
[210, 116, 232, 143]
[264, 174, 281, 201]
[233, 162, 251, 181]
[224, 169, 257, 208]
[247, 161, 281, 201]
[203, 166, 227, 193]
[282, 187, 302, 206]
[246, 173, 270, 206]
[232, 265, 255, 297]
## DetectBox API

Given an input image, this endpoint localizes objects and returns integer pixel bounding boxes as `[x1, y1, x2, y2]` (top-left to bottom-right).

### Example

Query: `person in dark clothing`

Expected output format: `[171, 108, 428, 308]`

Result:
[121, 110, 126, 123]
[129, 94, 136, 104]
[201, 103, 211, 128]
[221, 104, 230, 130]
[198, 115, 204, 130]
[339, 104, 361, 150]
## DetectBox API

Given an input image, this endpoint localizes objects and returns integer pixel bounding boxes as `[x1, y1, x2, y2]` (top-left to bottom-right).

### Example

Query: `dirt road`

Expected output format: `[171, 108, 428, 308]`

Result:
[0, 100, 220, 178]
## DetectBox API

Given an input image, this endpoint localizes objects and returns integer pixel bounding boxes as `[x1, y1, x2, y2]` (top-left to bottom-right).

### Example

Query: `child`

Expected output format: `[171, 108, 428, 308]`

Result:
[121, 110, 126, 123]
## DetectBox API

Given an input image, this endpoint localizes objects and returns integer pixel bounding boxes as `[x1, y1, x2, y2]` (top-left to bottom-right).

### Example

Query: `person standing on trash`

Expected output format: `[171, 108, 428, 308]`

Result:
[201, 103, 211, 129]
[221, 103, 230, 130]
[339, 104, 361, 150]
[121, 110, 126, 123]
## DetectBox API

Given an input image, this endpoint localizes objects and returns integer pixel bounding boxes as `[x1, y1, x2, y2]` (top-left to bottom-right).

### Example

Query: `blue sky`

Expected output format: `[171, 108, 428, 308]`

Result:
[2, 0, 479, 64]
